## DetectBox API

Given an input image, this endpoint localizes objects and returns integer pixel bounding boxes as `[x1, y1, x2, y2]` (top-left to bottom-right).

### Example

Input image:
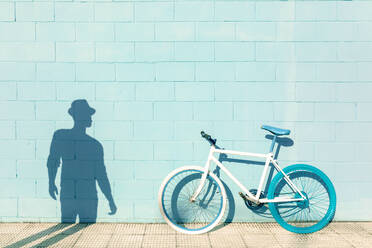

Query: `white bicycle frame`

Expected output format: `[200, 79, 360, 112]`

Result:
[191, 145, 306, 204]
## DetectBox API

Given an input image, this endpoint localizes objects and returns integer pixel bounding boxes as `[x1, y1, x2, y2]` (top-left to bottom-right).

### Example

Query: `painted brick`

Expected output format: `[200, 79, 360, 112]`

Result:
[276, 63, 317, 82]
[114, 180, 153, 200]
[133, 121, 173, 141]
[116, 63, 155, 82]
[338, 43, 372, 62]
[156, 62, 194, 81]
[236, 62, 276, 81]
[316, 143, 355, 162]
[213, 121, 253, 141]
[105, 161, 134, 180]
[278, 142, 314, 162]
[296, 43, 338, 62]
[0, 160, 16, 178]
[135, 42, 173, 62]
[114, 102, 153, 121]
[196, 62, 235, 82]
[357, 63, 372, 81]
[356, 22, 372, 41]
[96, 42, 134, 62]
[116, 23, 154, 41]
[336, 83, 372, 102]
[215, 1, 255, 21]
[135, 2, 173, 22]
[90, 102, 114, 121]
[37, 63, 75, 82]
[0, 2, 14, 21]
[19, 198, 57, 218]
[115, 142, 153, 160]
[175, 1, 213, 21]
[17, 83, 55, 101]
[95, 121, 132, 141]
[95, 83, 135, 101]
[0, 101, 35, 121]
[273, 103, 314, 122]
[36, 102, 71, 121]
[0, 83, 16, 100]
[174, 42, 213, 62]
[295, 83, 335, 102]
[154, 102, 193, 121]
[295, 123, 335, 142]
[357, 103, 372, 121]
[215, 83, 295, 102]
[0, 121, 15, 139]
[196, 22, 235, 41]
[337, 2, 372, 21]
[16, 2, 54, 22]
[256, 42, 295, 62]
[76, 63, 115, 82]
[356, 144, 372, 163]
[55, 2, 94, 22]
[0, 63, 35, 81]
[315, 103, 356, 121]
[36, 23, 75, 42]
[95, 2, 133, 22]
[155, 22, 194, 41]
[76, 23, 114, 42]
[0, 42, 55, 62]
[317, 63, 356, 82]
[35, 140, 50, 160]
[276, 22, 296, 42]
[0, 141, 35, 159]
[56, 42, 95, 62]
[0, 23, 35, 41]
[236, 22, 276, 41]
[134, 161, 173, 180]
[335, 123, 372, 142]
[296, 2, 337, 21]
[0, 179, 18, 198]
[56, 83, 95, 101]
[136, 82, 174, 101]
[16, 160, 47, 179]
[174, 121, 214, 141]
[193, 102, 233, 121]
[256, 2, 295, 21]
[17, 121, 55, 139]
[215, 42, 255, 62]
[0, 199, 17, 216]
[154, 141, 193, 161]
[175, 83, 214, 101]
[234, 102, 274, 121]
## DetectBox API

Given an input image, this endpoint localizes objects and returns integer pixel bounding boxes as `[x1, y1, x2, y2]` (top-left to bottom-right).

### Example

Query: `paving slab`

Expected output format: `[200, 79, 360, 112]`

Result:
[0, 222, 370, 248]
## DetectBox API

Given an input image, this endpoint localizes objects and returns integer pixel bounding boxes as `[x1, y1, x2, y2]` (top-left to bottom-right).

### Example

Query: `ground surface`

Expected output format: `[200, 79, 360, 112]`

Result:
[0, 222, 371, 248]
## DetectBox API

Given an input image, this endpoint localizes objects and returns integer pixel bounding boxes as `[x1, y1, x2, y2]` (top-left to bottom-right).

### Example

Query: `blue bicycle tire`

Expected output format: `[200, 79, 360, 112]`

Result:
[268, 164, 336, 234]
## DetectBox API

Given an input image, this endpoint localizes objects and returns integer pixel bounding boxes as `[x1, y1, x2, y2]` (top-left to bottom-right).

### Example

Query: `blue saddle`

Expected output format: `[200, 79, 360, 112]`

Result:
[261, 125, 290, 136]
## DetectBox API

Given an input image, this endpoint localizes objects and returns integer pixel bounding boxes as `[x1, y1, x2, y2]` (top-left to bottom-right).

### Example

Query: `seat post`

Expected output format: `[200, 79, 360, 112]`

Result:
[269, 135, 277, 153]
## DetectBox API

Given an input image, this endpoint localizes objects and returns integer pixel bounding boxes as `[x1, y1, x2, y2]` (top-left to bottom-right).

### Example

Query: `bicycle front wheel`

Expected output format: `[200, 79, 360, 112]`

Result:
[158, 166, 226, 234]
[268, 164, 336, 234]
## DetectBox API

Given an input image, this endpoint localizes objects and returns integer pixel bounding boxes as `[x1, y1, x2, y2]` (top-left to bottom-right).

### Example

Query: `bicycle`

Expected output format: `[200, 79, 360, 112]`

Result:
[158, 125, 336, 234]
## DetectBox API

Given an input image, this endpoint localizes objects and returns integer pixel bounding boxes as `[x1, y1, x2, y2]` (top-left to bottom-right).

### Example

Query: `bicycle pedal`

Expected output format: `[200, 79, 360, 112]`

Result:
[238, 192, 250, 201]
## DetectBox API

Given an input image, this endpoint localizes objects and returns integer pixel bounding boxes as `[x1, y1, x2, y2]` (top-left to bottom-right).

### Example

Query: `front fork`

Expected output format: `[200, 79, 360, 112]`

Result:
[190, 147, 215, 202]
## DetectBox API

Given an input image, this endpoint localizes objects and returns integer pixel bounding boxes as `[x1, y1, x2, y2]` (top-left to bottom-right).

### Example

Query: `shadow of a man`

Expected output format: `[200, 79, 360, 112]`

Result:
[47, 99, 117, 222]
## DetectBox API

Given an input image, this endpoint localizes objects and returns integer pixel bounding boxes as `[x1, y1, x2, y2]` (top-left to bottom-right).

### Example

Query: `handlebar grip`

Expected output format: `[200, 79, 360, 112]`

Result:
[200, 131, 216, 146]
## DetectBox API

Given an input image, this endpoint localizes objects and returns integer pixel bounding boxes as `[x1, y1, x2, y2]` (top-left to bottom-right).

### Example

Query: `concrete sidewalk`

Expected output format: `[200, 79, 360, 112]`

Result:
[0, 222, 371, 248]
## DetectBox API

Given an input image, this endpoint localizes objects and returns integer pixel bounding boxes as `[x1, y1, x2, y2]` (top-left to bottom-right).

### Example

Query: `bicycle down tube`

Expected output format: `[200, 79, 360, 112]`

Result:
[191, 145, 306, 204]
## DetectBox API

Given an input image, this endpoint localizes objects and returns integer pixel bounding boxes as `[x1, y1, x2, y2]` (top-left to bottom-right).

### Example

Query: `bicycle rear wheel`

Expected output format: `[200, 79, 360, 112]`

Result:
[158, 166, 226, 234]
[268, 164, 336, 234]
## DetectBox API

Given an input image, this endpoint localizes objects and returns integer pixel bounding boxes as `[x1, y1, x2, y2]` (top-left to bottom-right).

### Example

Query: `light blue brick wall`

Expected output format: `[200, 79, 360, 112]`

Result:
[0, 0, 371, 223]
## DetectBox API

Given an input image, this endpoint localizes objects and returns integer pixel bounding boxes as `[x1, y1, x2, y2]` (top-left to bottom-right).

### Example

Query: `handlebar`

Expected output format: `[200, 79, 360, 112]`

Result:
[201, 131, 216, 146]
